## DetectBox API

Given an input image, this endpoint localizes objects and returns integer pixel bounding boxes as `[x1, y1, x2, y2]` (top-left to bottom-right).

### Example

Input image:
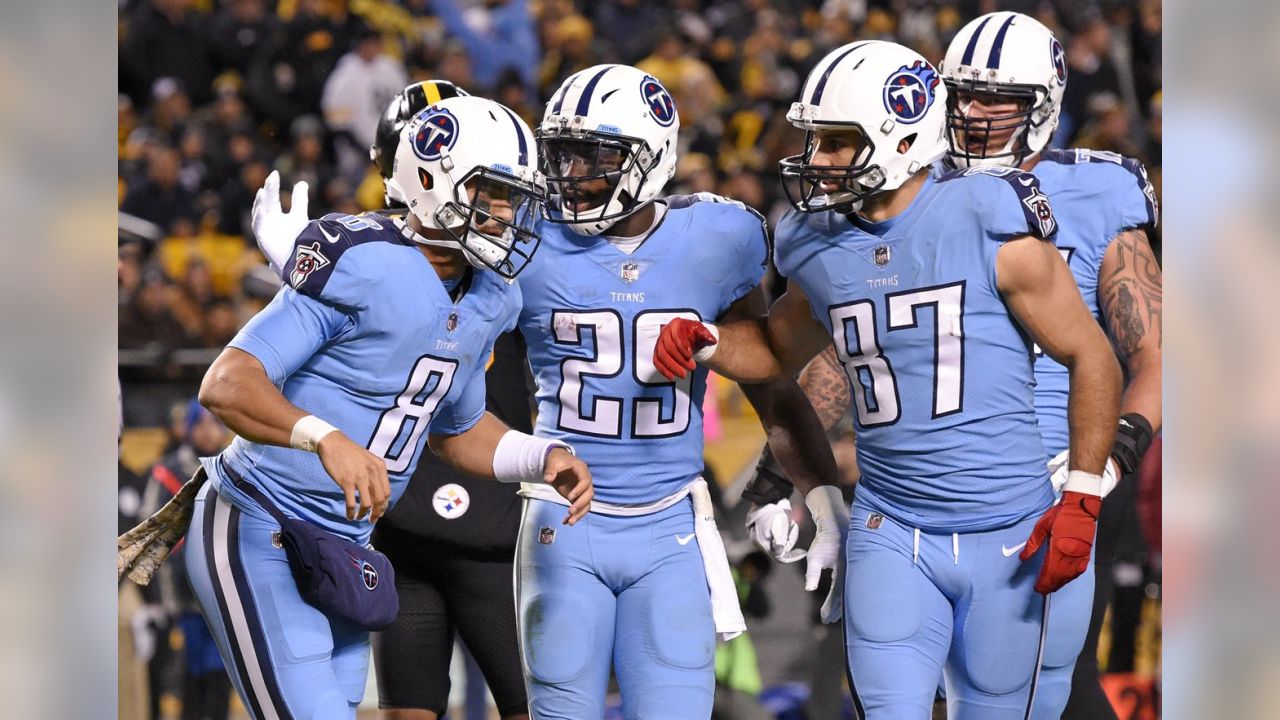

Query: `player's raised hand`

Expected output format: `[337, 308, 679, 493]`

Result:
[544, 448, 593, 525]
[316, 432, 391, 523]
[251, 170, 311, 275]
[746, 500, 806, 563]
[654, 319, 719, 380]
[1020, 489, 1101, 594]
[802, 485, 850, 623]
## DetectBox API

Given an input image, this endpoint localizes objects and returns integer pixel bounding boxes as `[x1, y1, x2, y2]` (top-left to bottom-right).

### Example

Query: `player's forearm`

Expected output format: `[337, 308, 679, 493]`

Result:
[798, 346, 850, 432]
[741, 379, 839, 496]
[429, 412, 510, 479]
[1120, 348, 1161, 432]
[1066, 344, 1124, 476]
[703, 318, 787, 383]
[199, 348, 309, 448]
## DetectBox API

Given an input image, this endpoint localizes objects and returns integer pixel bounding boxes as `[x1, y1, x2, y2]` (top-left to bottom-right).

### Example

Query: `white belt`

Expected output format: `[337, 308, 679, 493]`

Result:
[520, 478, 746, 641]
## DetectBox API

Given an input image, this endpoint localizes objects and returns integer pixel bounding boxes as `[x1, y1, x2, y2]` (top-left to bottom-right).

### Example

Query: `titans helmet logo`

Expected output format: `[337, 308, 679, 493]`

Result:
[412, 108, 460, 161]
[883, 61, 940, 124]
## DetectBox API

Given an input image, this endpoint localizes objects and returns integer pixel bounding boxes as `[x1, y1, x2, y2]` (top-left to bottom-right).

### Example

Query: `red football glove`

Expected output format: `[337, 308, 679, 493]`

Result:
[1019, 490, 1102, 594]
[653, 318, 717, 380]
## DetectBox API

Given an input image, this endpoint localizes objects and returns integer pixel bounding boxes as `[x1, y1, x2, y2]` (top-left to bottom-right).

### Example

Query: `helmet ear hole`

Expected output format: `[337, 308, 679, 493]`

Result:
[897, 133, 917, 154]
[418, 168, 434, 191]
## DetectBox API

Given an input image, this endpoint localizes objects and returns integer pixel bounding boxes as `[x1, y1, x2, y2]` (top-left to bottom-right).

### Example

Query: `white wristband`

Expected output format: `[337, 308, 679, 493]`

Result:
[692, 323, 720, 362]
[493, 430, 574, 484]
[804, 485, 848, 527]
[1063, 470, 1103, 496]
[290, 415, 338, 453]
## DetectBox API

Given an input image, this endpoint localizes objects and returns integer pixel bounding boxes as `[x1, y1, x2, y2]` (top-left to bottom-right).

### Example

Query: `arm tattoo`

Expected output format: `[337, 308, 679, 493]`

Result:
[799, 345, 851, 432]
[1100, 228, 1163, 362]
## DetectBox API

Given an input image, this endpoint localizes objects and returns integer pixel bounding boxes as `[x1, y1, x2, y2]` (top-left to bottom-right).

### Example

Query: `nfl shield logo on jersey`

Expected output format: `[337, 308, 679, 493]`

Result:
[446, 312, 459, 332]
[874, 246, 891, 266]
[539, 527, 556, 545]
[289, 242, 330, 288]
[621, 261, 641, 283]
[866, 513, 884, 530]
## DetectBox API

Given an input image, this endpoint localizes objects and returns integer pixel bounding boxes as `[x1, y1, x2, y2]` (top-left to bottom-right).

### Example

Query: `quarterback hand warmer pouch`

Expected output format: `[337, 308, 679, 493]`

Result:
[228, 466, 398, 631]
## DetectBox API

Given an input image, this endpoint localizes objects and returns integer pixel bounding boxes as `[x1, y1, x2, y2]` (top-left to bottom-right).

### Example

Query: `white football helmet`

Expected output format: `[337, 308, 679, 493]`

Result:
[940, 11, 1067, 168]
[538, 64, 680, 236]
[386, 95, 546, 279]
[781, 40, 948, 213]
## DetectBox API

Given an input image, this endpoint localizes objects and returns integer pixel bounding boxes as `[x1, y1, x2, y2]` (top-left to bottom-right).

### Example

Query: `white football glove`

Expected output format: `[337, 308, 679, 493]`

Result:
[251, 170, 311, 275]
[1047, 450, 1120, 498]
[804, 485, 850, 624]
[746, 499, 805, 563]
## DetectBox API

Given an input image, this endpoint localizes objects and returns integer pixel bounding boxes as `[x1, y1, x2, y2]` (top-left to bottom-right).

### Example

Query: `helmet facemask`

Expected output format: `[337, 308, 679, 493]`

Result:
[944, 80, 1050, 168]
[537, 127, 659, 235]
[779, 124, 885, 214]
[432, 166, 546, 280]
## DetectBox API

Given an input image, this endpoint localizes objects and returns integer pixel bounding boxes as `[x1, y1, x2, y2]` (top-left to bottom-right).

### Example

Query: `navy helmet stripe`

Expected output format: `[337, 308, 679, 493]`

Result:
[500, 106, 529, 166]
[960, 15, 994, 65]
[987, 15, 1018, 68]
[551, 84, 569, 114]
[575, 66, 615, 117]
[809, 42, 868, 104]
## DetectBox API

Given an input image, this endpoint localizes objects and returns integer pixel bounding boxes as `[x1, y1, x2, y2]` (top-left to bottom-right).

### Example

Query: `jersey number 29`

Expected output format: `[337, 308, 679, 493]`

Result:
[552, 309, 699, 439]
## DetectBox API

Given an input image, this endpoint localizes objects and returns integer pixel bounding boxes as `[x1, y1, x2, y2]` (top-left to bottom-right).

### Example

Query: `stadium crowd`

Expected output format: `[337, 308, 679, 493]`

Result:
[118, 0, 1161, 370]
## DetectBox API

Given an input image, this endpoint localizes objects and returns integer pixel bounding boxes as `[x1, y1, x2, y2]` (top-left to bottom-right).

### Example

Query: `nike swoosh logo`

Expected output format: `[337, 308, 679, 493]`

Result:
[1002, 542, 1027, 557]
[1018, 176, 1035, 186]
[320, 225, 342, 243]
[676, 534, 695, 546]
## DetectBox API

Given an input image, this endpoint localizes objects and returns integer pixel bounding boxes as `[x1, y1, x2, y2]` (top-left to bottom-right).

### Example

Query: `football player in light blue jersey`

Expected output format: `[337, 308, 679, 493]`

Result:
[516, 64, 847, 719]
[654, 41, 1122, 719]
[188, 95, 593, 720]
[941, 12, 1162, 719]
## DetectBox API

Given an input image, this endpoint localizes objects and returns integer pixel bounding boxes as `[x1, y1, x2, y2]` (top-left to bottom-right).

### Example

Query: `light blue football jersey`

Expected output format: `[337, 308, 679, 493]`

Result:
[518, 196, 768, 505]
[774, 170, 1059, 533]
[1029, 149, 1159, 456]
[206, 213, 521, 544]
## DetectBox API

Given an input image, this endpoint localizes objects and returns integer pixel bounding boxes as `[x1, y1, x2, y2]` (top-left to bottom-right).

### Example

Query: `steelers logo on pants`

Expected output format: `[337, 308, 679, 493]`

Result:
[432, 483, 470, 519]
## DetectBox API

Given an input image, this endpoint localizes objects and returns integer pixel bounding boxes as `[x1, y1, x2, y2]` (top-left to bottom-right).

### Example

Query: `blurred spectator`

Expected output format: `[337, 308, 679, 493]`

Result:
[1074, 92, 1147, 163]
[321, 23, 408, 179]
[217, 158, 270, 237]
[168, 258, 217, 341]
[119, 267, 192, 351]
[121, 145, 196, 236]
[201, 300, 242, 349]
[121, 0, 216, 107]
[147, 78, 195, 146]
[593, 0, 670, 65]
[538, 13, 598, 98]
[433, 0, 541, 94]
[209, 0, 275, 77]
[276, 115, 333, 208]
[119, 243, 144, 307]
[245, 0, 346, 130]
[1059, 16, 1123, 146]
